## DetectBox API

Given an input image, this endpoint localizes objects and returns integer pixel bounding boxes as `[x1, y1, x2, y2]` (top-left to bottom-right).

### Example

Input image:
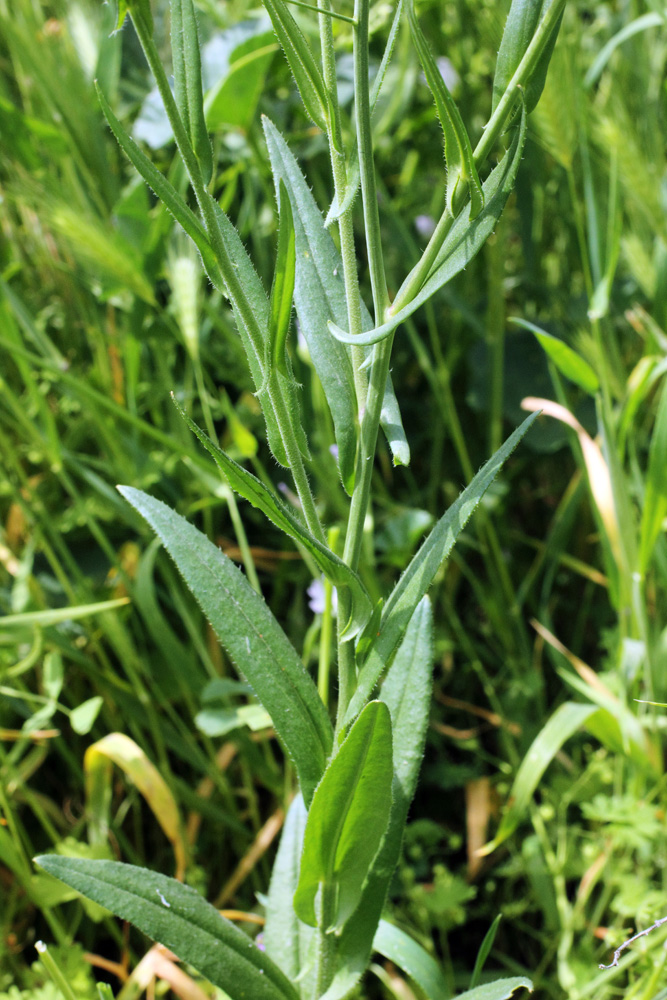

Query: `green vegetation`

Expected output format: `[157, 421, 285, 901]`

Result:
[1, 0, 667, 998]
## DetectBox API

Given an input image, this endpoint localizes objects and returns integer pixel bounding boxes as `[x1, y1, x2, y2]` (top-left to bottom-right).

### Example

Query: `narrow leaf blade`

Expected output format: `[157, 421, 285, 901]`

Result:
[263, 117, 410, 479]
[512, 317, 599, 394]
[329, 110, 527, 348]
[408, 0, 483, 218]
[270, 180, 297, 378]
[373, 920, 449, 1000]
[118, 486, 332, 804]
[176, 403, 372, 639]
[171, 0, 213, 182]
[480, 702, 598, 854]
[493, 0, 562, 114]
[456, 978, 533, 1000]
[294, 701, 393, 932]
[262, 0, 329, 130]
[33, 857, 298, 1000]
[322, 601, 434, 999]
[346, 412, 538, 723]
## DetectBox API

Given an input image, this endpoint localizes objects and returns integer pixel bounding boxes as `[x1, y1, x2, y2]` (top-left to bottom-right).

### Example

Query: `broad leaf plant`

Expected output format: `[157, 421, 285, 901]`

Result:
[35, 0, 566, 996]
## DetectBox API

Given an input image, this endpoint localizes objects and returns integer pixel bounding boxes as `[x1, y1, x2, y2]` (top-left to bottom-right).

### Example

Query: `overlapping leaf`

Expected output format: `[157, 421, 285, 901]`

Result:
[329, 107, 527, 347]
[118, 486, 332, 804]
[176, 402, 372, 639]
[34, 857, 298, 1000]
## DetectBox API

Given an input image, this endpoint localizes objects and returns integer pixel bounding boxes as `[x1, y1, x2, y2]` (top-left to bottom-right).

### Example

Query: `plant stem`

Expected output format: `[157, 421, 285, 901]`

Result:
[392, 0, 567, 315]
[131, 15, 325, 544]
[318, 0, 367, 412]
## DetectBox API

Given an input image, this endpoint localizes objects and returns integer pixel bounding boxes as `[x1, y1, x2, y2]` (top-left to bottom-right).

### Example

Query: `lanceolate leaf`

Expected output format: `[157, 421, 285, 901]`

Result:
[269, 181, 297, 378]
[373, 920, 449, 1000]
[639, 377, 667, 574]
[118, 487, 332, 804]
[512, 317, 600, 395]
[325, 0, 404, 226]
[322, 600, 434, 1000]
[34, 857, 298, 1000]
[346, 412, 538, 725]
[329, 109, 527, 348]
[294, 701, 393, 933]
[456, 978, 534, 1000]
[176, 403, 373, 639]
[210, 199, 310, 466]
[171, 0, 213, 183]
[264, 795, 316, 990]
[95, 84, 220, 284]
[493, 0, 562, 114]
[407, 0, 483, 218]
[262, 0, 329, 131]
[263, 117, 410, 483]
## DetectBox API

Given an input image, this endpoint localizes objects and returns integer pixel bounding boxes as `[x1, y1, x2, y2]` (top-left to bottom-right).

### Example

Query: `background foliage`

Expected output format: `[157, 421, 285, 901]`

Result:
[1, 0, 667, 996]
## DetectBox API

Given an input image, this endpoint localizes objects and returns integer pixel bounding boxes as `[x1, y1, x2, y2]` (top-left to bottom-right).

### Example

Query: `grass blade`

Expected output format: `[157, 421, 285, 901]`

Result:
[639, 377, 667, 574]
[512, 317, 600, 394]
[118, 486, 332, 804]
[346, 413, 538, 724]
[33, 857, 299, 1000]
[373, 920, 449, 1000]
[479, 702, 599, 854]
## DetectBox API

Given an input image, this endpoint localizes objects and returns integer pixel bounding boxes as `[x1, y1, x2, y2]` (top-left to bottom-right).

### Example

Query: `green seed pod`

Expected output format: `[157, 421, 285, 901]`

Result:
[492, 0, 563, 114]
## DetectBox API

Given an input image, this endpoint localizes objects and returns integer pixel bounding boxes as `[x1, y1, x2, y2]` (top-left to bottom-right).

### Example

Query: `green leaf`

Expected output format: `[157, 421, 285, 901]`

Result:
[261, 0, 329, 131]
[480, 702, 598, 854]
[492, 0, 562, 114]
[0, 598, 129, 629]
[175, 402, 373, 640]
[407, 0, 483, 219]
[470, 915, 503, 989]
[70, 697, 104, 736]
[325, 0, 404, 226]
[329, 109, 527, 348]
[456, 977, 533, 1000]
[373, 920, 449, 1000]
[205, 30, 278, 131]
[265, 794, 316, 990]
[269, 181, 297, 378]
[33, 857, 298, 1000]
[209, 199, 310, 467]
[95, 84, 221, 285]
[346, 413, 538, 724]
[118, 486, 332, 805]
[322, 600, 434, 999]
[512, 318, 599, 394]
[639, 377, 667, 574]
[171, 0, 213, 184]
[263, 117, 410, 483]
[584, 12, 663, 88]
[294, 701, 393, 932]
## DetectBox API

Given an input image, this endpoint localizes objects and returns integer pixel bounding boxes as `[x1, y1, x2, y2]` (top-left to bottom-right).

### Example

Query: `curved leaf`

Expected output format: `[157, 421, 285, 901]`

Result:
[294, 701, 393, 932]
[176, 403, 372, 639]
[322, 600, 434, 999]
[118, 486, 332, 805]
[512, 317, 599, 394]
[261, 0, 329, 130]
[408, 0, 483, 218]
[346, 413, 538, 724]
[480, 702, 598, 855]
[373, 920, 449, 1000]
[329, 110, 527, 348]
[263, 116, 410, 485]
[171, 0, 212, 183]
[456, 978, 533, 1000]
[33, 857, 298, 1000]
